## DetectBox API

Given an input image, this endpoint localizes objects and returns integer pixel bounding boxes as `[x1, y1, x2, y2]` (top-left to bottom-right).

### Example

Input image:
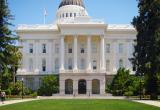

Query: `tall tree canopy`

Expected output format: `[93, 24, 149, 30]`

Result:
[132, 0, 160, 100]
[0, 0, 21, 90]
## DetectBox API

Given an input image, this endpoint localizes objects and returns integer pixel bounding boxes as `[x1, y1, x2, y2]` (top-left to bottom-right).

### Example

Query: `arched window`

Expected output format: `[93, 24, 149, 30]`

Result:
[92, 79, 100, 94]
[65, 79, 73, 94]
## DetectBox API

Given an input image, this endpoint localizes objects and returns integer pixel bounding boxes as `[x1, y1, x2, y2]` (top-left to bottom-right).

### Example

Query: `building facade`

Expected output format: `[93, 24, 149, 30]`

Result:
[17, 0, 136, 95]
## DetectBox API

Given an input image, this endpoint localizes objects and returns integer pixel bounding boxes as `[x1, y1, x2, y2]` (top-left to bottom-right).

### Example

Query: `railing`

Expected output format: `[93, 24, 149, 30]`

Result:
[17, 69, 106, 75]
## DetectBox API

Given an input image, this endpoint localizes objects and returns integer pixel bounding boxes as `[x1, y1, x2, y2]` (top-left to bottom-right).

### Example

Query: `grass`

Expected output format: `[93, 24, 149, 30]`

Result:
[0, 99, 159, 110]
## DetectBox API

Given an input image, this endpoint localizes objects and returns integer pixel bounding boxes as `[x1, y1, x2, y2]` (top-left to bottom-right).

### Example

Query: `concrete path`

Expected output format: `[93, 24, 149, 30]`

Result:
[133, 100, 160, 108]
[0, 99, 37, 107]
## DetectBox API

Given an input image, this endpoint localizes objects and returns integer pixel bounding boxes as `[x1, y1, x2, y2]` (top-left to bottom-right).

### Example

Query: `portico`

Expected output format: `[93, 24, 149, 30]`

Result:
[59, 73, 106, 95]
[59, 35, 106, 73]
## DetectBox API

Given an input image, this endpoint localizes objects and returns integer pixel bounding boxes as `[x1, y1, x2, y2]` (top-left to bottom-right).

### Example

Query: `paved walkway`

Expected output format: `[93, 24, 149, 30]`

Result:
[133, 100, 160, 108]
[0, 99, 37, 107]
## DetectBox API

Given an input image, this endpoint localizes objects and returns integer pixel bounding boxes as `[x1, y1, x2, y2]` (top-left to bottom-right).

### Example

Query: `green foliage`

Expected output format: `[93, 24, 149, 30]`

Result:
[30, 92, 37, 98]
[0, 0, 22, 90]
[110, 68, 143, 96]
[110, 68, 130, 96]
[8, 81, 22, 95]
[38, 75, 59, 96]
[131, 0, 160, 100]
[8, 81, 33, 95]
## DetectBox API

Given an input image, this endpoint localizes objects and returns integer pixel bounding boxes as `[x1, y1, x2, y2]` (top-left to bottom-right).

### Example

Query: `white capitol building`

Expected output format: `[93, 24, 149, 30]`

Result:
[16, 0, 136, 95]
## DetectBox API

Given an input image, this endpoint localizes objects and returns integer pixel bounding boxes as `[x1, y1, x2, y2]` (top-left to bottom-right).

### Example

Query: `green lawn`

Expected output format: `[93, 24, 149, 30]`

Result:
[0, 99, 159, 110]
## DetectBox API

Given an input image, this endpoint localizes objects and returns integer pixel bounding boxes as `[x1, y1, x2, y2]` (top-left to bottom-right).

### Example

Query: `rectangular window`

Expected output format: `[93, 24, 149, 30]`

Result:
[68, 44, 72, 53]
[81, 48, 85, 53]
[42, 59, 46, 72]
[55, 44, 59, 53]
[119, 59, 124, 68]
[74, 13, 76, 17]
[29, 58, 33, 71]
[26, 78, 34, 90]
[106, 44, 110, 53]
[29, 44, 33, 53]
[92, 42, 97, 53]
[80, 43, 85, 53]
[66, 13, 68, 17]
[80, 59, 85, 69]
[93, 60, 97, 70]
[42, 44, 46, 53]
[70, 13, 72, 17]
[119, 43, 123, 54]
[106, 60, 110, 71]
[55, 58, 59, 72]
[68, 58, 72, 70]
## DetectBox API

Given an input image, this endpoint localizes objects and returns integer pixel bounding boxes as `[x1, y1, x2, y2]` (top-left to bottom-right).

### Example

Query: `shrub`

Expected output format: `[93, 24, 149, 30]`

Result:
[38, 75, 59, 96]
[8, 81, 23, 95]
[30, 92, 37, 98]
[8, 81, 33, 95]
[110, 68, 143, 96]
[124, 91, 134, 97]
[110, 68, 130, 96]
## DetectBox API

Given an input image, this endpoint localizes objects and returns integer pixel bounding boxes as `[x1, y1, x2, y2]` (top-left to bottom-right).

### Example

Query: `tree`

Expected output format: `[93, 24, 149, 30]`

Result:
[131, 0, 160, 100]
[110, 68, 130, 96]
[38, 75, 59, 96]
[0, 0, 22, 90]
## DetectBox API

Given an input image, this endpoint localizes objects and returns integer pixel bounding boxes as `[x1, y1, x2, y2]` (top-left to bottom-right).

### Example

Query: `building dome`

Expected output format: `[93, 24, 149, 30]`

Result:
[56, 0, 89, 22]
[59, 0, 85, 9]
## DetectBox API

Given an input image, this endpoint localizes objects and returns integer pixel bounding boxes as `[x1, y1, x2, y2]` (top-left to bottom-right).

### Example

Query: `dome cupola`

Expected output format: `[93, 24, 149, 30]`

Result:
[56, 0, 89, 22]
[59, 0, 85, 9]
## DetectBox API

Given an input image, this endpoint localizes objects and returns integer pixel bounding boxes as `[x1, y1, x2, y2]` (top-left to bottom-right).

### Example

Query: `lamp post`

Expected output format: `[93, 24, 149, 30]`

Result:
[139, 76, 144, 100]
[21, 77, 24, 99]
[0, 67, 2, 91]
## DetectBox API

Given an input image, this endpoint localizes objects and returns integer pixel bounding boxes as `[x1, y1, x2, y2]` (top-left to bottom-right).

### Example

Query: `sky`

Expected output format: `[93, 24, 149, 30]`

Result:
[8, 0, 139, 26]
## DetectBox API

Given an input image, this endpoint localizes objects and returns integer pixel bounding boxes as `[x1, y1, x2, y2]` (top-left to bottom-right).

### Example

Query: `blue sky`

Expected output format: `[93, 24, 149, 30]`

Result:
[8, 0, 138, 26]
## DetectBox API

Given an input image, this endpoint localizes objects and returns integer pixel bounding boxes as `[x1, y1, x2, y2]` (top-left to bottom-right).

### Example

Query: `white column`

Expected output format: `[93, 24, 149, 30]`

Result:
[126, 41, 133, 71]
[60, 36, 65, 72]
[35, 40, 39, 73]
[100, 78, 106, 95]
[73, 80, 78, 96]
[73, 35, 78, 71]
[100, 35, 105, 72]
[59, 80, 65, 95]
[87, 36, 91, 71]
[87, 80, 92, 96]
[48, 40, 52, 73]
[112, 41, 117, 73]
